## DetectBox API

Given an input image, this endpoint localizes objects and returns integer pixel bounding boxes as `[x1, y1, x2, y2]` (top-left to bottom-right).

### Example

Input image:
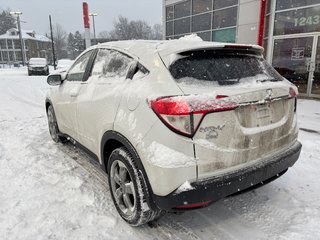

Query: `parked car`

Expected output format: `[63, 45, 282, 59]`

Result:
[45, 40, 302, 226]
[56, 59, 74, 70]
[28, 58, 49, 76]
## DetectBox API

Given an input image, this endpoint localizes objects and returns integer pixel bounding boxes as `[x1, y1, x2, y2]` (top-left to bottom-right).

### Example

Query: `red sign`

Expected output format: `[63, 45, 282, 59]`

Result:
[83, 2, 90, 29]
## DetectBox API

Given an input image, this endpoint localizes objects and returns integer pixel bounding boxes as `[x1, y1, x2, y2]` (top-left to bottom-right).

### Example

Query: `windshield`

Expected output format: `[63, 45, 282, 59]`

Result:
[29, 58, 47, 65]
[169, 50, 283, 86]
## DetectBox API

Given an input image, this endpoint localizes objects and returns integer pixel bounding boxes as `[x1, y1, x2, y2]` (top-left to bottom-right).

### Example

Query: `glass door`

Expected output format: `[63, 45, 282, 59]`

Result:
[311, 36, 320, 96]
[272, 36, 313, 95]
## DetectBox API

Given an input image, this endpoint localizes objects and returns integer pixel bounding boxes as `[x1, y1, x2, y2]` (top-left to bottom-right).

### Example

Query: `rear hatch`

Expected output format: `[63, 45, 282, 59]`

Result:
[159, 45, 299, 179]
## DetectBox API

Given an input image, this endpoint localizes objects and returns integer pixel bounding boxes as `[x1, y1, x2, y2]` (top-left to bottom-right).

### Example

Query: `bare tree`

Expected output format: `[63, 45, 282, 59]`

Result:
[150, 24, 163, 40]
[0, 9, 16, 35]
[98, 31, 111, 39]
[52, 23, 67, 59]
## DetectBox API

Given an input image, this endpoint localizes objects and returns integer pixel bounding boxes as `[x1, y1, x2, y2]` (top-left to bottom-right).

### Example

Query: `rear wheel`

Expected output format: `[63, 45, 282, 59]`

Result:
[107, 147, 162, 226]
[47, 105, 67, 143]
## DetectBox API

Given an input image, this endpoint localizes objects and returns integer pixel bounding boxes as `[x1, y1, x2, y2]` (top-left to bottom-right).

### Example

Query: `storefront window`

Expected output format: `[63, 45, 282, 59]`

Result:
[264, 15, 270, 37]
[266, 0, 271, 14]
[166, 21, 174, 36]
[197, 31, 211, 41]
[213, 7, 237, 29]
[274, 5, 320, 35]
[193, 0, 212, 14]
[213, 0, 238, 10]
[212, 28, 236, 42]
[174, 17, 191, 35]
[166, 6, 174, 20]
[192, 13, 212, 32]
[174, 0, 191, 19]
[272, 37, 313, 94]
[276, 0, 320, 11]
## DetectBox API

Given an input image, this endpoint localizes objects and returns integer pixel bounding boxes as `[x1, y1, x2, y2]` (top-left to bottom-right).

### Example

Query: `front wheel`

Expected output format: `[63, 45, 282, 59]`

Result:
[47, 105, 67, 143]
[108, 147, 162, 226]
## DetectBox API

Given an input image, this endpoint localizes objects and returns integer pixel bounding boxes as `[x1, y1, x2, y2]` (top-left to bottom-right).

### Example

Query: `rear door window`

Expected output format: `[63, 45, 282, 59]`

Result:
[91, 49, 133, 81]
[169, 50, 283, 86]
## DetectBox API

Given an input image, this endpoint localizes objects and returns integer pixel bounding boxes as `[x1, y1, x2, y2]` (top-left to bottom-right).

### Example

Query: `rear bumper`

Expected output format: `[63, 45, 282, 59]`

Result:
[153, 141, 302, 210]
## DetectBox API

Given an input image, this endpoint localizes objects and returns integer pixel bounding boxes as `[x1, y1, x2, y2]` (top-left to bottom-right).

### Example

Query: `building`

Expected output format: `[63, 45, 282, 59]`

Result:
[163, 0, 320, 98]
[0, 28, 52, 64]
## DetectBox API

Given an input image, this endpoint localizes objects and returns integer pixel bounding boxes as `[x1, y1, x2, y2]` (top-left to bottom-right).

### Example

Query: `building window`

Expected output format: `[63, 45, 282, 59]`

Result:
[15, 51, 22, 61]
[13, 40, 20, 49]
[274, 5, 320, 35]
[165, 0, 238, 42]
[197, 31, 211, 41]
[7, 40, 13, 49]
[193, 0, 212, 14]
[174, 17, 191, 35]
[174, 0, 191, 19]
[212, 28, 236, 42]
[0, 40, 6, 49]
[213, 6, 237, 29]
[166, 21, 174, 36]
[192, 12, 212, 32]
[213, 0, 238, 10]
[276, 0, 320, 11]
[166, 6, 174, 20]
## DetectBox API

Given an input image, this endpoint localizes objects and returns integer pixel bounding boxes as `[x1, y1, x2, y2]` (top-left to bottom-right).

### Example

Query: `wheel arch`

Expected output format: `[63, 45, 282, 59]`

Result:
[100, 130, 157, 210]
[45, 98, 52, 113]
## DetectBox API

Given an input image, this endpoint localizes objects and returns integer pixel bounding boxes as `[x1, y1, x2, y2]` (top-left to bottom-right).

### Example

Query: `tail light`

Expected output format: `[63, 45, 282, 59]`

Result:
[289, 87, 298, 112]
[149, 95, 238, 137]
[289, 87, 298, 98]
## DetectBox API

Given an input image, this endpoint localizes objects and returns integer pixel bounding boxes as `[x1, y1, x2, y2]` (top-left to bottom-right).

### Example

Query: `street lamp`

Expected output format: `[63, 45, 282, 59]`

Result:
[10, 11, 25, 66]
[89, 13, 98, 45]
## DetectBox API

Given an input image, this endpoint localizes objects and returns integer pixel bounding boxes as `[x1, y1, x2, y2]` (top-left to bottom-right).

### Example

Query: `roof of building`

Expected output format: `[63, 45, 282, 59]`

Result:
[0, 28, 51, 42]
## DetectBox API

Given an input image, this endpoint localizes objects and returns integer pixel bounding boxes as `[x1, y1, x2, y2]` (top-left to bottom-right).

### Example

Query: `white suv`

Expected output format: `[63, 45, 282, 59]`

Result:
[46, 40, 302, 226]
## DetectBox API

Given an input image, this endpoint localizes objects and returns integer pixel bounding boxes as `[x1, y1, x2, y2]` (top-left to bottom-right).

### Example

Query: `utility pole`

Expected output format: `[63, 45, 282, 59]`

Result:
[89, 13, 98, 45]
[49, 15, 57, 70]
[10, 11, 25, 66]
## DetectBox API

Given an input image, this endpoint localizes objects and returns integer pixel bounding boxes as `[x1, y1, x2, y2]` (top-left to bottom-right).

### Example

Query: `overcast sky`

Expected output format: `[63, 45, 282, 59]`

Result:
[1, 0, 163, 35]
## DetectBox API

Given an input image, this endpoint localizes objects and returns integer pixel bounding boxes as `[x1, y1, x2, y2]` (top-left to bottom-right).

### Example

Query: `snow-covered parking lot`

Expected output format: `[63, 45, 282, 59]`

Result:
[0, 67, 320, 240]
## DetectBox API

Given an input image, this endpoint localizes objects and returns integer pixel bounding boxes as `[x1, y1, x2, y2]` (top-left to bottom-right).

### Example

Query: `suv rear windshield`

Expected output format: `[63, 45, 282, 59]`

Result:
[169, 50, 282, 86]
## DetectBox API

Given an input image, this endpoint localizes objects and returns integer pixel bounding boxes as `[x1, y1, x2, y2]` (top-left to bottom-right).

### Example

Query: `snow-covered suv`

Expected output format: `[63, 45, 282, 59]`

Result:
[45, 39, 302, 226]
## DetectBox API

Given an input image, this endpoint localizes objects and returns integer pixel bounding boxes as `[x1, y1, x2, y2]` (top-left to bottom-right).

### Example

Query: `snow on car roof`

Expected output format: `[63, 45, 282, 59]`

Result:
[93, 38, 264, 71]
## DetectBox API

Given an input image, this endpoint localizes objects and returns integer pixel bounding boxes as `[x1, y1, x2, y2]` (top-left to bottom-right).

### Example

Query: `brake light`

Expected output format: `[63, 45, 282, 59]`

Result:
[149, 95, 238, 137]
[289, 87, 298, 112]
[289, 87, 298, 98]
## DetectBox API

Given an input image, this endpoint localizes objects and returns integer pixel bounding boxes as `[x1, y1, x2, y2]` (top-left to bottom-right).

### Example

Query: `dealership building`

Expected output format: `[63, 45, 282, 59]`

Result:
[163, 0, 320, 98]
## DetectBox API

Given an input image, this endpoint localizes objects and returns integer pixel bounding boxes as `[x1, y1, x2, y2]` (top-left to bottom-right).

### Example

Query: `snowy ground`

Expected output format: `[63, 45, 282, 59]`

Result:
[0, 67, 319, 240]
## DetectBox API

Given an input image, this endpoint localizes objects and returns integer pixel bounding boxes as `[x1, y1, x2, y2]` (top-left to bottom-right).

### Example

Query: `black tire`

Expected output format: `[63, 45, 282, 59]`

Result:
[47, 105, 67, 143]
[107, 147, 162, 226]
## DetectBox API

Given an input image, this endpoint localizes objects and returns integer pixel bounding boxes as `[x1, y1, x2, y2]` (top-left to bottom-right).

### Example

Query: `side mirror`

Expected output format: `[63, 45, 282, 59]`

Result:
[126, 61, 139, 80]
[47, 74, 62, 86]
